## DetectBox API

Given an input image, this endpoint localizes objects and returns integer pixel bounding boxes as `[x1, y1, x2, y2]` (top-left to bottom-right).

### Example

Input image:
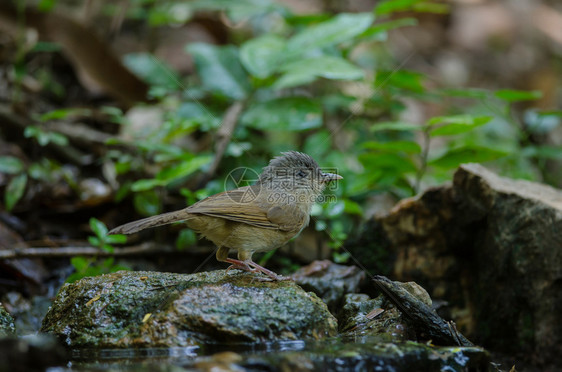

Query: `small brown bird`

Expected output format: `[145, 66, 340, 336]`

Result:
[109, 151, 342, 280]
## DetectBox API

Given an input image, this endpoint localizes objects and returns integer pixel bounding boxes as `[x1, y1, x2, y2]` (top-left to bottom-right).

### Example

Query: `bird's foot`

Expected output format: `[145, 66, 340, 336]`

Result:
[225, 258, 291, 281]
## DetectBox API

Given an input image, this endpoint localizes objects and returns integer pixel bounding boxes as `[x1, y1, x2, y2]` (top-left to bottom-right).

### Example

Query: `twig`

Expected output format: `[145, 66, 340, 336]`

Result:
[198, 101, 244, 187]
[0, 242, 161, 259]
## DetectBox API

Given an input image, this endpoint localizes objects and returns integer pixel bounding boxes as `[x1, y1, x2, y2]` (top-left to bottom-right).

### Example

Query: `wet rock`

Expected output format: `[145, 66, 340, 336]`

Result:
[0, 334, 67, 372]
[338, 293, 412, 342]
[349, 163, 562, 366]
[338, 281, 430, 342]
[41, 270, 337, 348]
[237, 340, 490, 372]
[291, 260, 366, 312]
[0, 303, 15, 336]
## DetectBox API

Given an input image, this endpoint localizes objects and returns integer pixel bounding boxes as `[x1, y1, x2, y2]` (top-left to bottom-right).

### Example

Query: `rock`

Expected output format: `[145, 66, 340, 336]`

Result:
[0, 304, 15, 336]
[349, 163, 562, 367]
[41, 270, 337, 348]
[236, 341, 490, 372]
[290, 260, 366, 312]
[338, 293, 413, 342]
[0, 334, 67, 372]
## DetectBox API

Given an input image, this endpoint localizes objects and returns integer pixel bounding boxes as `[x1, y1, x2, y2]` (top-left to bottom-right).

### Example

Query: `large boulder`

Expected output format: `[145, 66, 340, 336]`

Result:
[41, 270, 337, 348]
[348, 164, 562, 367]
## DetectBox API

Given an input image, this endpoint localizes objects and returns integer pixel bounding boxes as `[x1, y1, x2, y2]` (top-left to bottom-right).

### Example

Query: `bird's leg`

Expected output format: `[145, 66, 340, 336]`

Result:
[233, 251, 291, 281]
[217, 246, 257, 274]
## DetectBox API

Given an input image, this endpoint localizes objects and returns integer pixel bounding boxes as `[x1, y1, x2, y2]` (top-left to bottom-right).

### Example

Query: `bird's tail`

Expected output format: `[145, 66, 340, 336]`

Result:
[108, 210, 193, 235]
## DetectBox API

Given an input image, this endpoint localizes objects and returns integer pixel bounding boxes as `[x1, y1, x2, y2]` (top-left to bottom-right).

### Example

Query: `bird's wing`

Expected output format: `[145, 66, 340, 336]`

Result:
[187, 186, 307, 232]
[187, 186, 278, 229]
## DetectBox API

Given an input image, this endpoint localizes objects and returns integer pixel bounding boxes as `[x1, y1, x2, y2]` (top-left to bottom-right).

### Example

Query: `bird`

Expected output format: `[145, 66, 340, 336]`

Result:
[109, 151, 342, 280]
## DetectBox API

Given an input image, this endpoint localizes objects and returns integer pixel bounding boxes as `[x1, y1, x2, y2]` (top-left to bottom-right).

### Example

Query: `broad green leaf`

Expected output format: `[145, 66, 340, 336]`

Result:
[274, 56, 364, 89]
[439, 88, 488, 99]
[362, 140, 421, 153]
[186, 43, 250, 100]
[287, 13, 374, 51]
[359, 153, 417, 173]
[429, 115, 492, 136]
[176, 229, 197, 251]
[39, 108, 90, 122]
[156, 155, 213, 182]
[429, 146, 508, 169]
[343, 199, 363, 215]
[131, 178, 166, 192]
[102, 244, 114, 253]
[5, 174, 27, 212]
[240, 34, 286, 78]
[370, 121, 422, 132]
[0, 156, 24, 174]
[89, 218, 108, 238]
[376, 0, 449, 15]
[134, 190, 162, 217]
[106, 234, 127, 244]
[326, 200, 345, 217]
[241, 97, 322, 131]
[360, 18, 418, 40]
[88, 236, 100, 247]
[70, 256, 90, 272]
[376, 70, 425, 93]
[123, 53, 180, 89]
[494, 89, 542, 102]
[522, 145, 562, 160]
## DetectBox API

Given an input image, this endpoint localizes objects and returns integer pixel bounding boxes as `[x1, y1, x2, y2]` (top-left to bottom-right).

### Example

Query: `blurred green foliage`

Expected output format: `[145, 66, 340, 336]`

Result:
[5, 0, 562, 267]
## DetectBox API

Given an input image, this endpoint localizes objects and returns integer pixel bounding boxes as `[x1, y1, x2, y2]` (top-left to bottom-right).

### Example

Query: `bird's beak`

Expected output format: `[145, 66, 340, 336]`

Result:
[321, 172, 343, 182]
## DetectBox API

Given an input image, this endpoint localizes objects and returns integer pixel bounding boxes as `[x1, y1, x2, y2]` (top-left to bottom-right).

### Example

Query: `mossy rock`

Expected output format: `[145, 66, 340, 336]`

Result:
[0, 304, 15, 336]
[41, 270, 337, 348]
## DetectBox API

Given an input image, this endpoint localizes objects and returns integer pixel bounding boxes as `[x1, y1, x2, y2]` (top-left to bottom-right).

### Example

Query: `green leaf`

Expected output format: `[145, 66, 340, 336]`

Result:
[360, 18, 418, 40]
[186, 43, 250, 100]
[134, 191, 162, 217]
[5, 174, 27, 212]
[70, 256, 90, 272]
[123, 53, 180, 89]
[376, 70, 425, 93]
[359, 153, 417, 173]
[522, 145, 562, 160]
[287, 13, 374, 51]
[429, 115, 492, 136]
[131, 178, 166, 192]
[429, 146, 509, 169]
[0, 156, 24, 174]
[274, 56, 364, 89]
[89, 218, 108, 238]
[240, 34, 286, 79]
[494, 89, 542, 102]
[39, 108, 90, 122]
[370, 121, 422, 132]
[88, 236, 100, 247]
[106, 234, 127, 244]
[343, 199, 363, 215]
[376, 0, 449, 15]
[362, 140, 421, 153]
[156, 155, 212, 182]
[440, 88, 489, 99]
[176, 229, 197, 251]
[241, 97, 322, 131]
[102, 244, 114, 254]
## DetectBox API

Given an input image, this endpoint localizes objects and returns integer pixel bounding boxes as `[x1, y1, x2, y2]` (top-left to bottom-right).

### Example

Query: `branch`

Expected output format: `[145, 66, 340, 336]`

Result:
[373, 275, 474, 347]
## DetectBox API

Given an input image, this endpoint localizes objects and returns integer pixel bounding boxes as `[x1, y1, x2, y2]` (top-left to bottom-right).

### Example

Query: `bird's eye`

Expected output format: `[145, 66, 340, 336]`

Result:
[296, 170, 307, 178]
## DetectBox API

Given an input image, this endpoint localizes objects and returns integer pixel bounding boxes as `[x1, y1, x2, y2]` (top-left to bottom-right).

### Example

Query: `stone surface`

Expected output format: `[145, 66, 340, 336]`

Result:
[291, 260, 366, 312]
[41, 270, 337, 348]
[0, 303, 15, 336]
[348, 163, 562, 367]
